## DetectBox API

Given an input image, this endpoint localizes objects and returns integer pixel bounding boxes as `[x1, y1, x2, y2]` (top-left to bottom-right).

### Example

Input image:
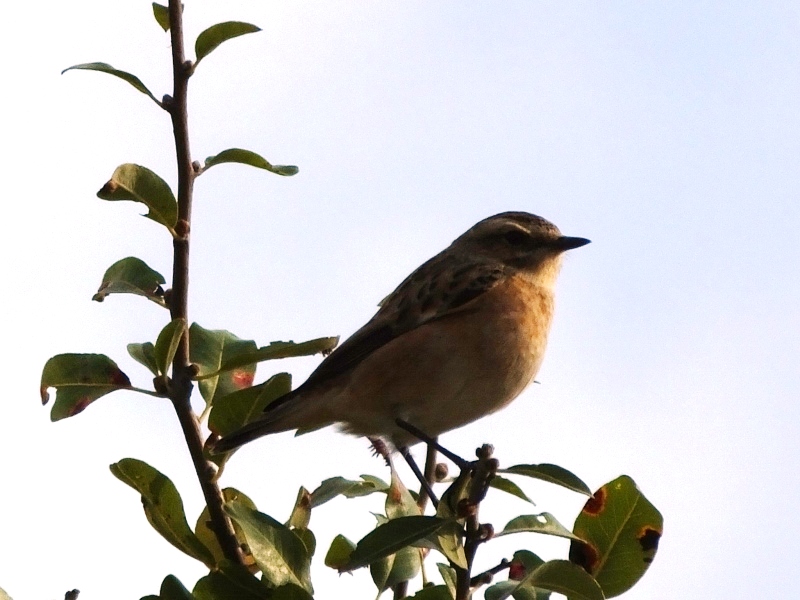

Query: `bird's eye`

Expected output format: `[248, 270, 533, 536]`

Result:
[503, 229, 528, 246]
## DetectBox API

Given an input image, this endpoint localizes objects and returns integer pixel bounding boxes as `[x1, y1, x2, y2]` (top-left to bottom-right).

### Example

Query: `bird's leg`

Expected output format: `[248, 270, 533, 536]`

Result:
[394, 418, 472, 470]
[371, 434, 440, 509]
[398, 446, 439, 509]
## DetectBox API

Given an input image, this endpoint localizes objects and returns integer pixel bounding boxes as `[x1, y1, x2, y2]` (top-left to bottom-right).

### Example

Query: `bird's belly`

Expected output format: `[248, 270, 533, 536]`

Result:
[340, 280, 555, 445]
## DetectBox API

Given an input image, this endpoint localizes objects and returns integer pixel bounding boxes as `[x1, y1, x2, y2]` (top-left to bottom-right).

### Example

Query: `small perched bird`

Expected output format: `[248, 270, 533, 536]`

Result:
[215, 212, 589, 453]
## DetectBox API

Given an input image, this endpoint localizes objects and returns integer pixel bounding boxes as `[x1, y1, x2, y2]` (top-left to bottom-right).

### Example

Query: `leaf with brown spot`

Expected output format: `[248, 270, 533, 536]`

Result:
[570, 475, 663, 597]
[286, 487, 312, 531]
[189, 323, 258, 408]
[368, 468, 425, 591]
[492, 559, 602, 600]
[41, 354, 132, 421]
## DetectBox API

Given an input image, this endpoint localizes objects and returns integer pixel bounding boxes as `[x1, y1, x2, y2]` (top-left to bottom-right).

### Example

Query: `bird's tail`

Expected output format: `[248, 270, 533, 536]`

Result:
[211, 389, 324, 454]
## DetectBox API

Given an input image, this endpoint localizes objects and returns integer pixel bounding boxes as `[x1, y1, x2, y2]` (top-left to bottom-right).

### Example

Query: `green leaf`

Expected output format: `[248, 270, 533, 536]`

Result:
[341, 516, 448, 572]
[324, 534, 356, 569]
[211, 337, 339, 376]
[62, 62, 160, 105]
[428, 520, 466, 569]
[195, 22, 262, 65]
[437, 563, 458, 598]
[410, 585, 453, 600]
[309, 475, 389, 508]
[152, 3, 170, 31]
[386, 467, 421, 519]
[569, 475, 662, 598]
[368, 468, 424, 591]
[286, 487, 312, 530]
[436, 468, 472, 519]
[419, 519, 464, 569]
[97, 164, 178, 231]
[189, 323, 258, 407]
[225, 501, 313, 594]
[41, 353, 132, 421]
[519, 560, 603, 600]
[195, 488, 256, 566]
[92, 257, 167, 305]
[293, 528, 316, 559]
[500, 463, 592, 496]
[271, 584, 314, 600]
[490, 475, 535, 504]
[110, 458, 215, 567]
[128, 342, 159, 377]
[154, 318, 187, 376]
[496, 513, 581, 541]
[203, 148, 299, 177]
[160, 575, 193, 600]
[208, 373, 291, 437]
[485, 581, 548, 600]
[360, 474, 391, 490]
[371, 544, 422, 593]
[193, 559, 270, 600]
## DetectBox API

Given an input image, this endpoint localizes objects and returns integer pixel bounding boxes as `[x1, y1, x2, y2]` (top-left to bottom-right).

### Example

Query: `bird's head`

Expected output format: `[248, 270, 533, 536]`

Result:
[451, 212, 590, 278]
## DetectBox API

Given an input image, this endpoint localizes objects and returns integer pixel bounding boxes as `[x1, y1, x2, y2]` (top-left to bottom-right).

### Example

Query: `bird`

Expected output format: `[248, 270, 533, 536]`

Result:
[214, 211, 589, 454]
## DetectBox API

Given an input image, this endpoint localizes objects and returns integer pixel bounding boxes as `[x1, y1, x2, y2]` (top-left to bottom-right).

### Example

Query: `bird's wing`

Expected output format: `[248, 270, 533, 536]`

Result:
[212, 253, 508, 452]
[290, 252, 507, 395]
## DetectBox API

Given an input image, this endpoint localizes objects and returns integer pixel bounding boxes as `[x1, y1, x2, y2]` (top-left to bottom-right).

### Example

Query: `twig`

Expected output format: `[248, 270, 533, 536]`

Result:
[417, 441, 439, 513]
[392, 580, 408, 600]
[470, 558, 511, 587]
[455, 444, 498, 600]
[164, 0, 243, 565]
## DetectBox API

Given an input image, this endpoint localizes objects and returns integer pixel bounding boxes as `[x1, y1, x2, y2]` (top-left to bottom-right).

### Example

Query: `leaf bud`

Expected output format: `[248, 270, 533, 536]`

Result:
[457, 498, 477, 519]
[175, 218, 190, 238]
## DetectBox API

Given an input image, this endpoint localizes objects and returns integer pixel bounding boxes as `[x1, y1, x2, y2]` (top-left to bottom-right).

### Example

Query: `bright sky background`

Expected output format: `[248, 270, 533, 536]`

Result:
[2, 1, 799, 599]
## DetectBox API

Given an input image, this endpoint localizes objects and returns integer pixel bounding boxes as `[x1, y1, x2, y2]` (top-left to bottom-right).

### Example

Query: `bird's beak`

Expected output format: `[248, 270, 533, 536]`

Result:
[553, 236, 591, 251]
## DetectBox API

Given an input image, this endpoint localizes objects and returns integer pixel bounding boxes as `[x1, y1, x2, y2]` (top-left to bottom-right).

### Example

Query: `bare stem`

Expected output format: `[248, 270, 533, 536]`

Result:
[165, 0, 243, 566]
[455, 445, 498, 600]
[417, 441, 439, 513]
[470, 559, 511, 588]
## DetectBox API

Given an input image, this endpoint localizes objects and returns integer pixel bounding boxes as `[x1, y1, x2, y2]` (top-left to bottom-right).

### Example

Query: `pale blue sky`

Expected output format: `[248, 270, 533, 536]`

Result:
[2, 2, 798, 599]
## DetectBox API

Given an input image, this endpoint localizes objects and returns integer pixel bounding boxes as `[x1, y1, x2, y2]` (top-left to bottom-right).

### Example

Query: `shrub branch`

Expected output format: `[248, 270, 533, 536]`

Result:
[164, 0, 243, 566]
